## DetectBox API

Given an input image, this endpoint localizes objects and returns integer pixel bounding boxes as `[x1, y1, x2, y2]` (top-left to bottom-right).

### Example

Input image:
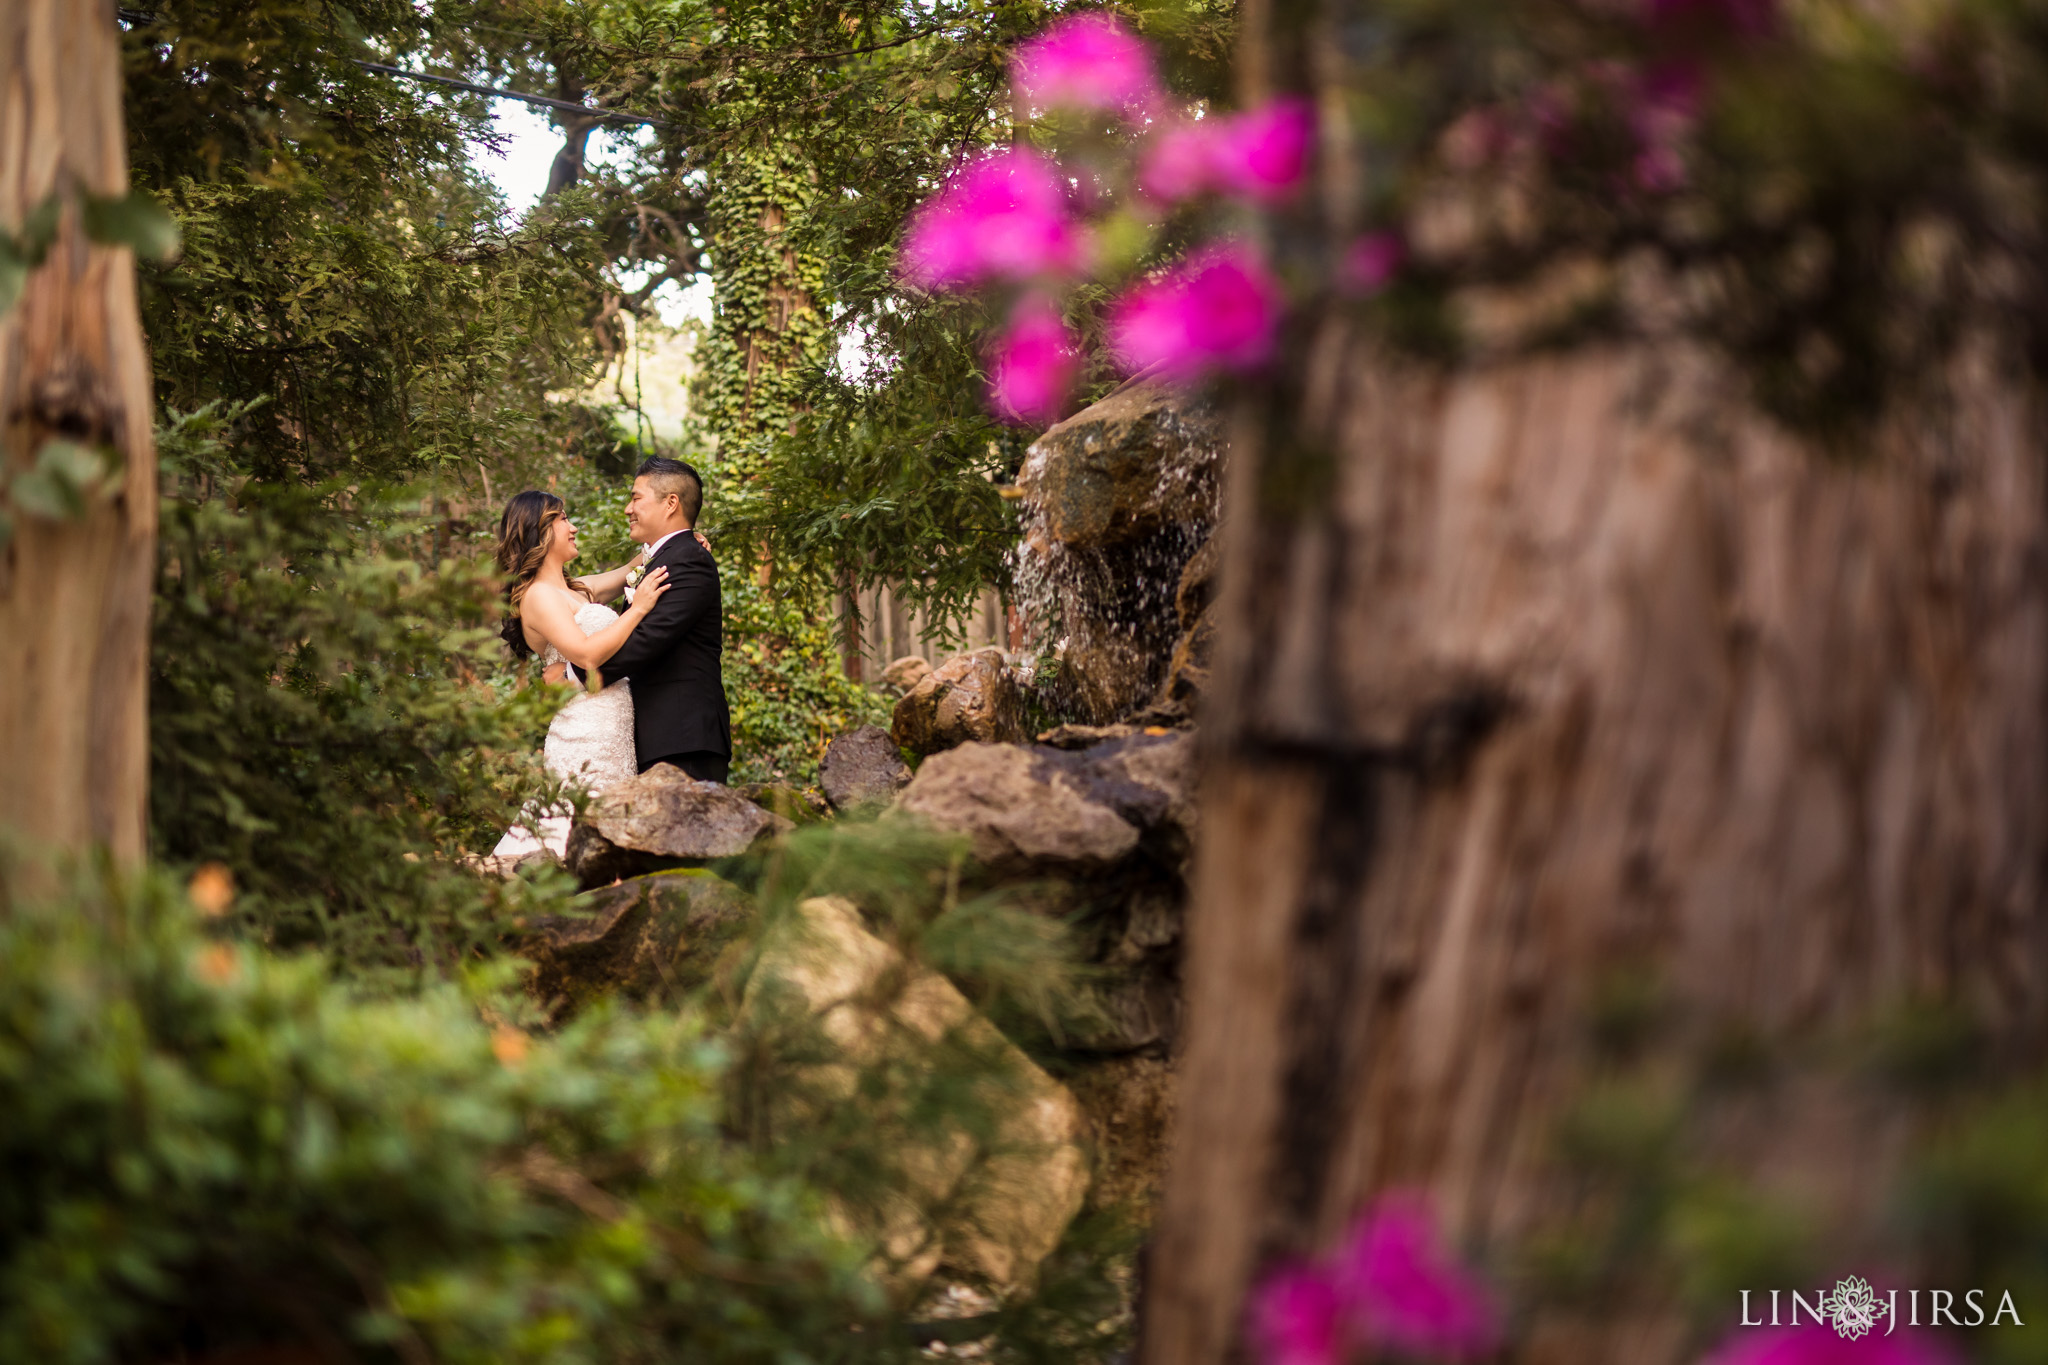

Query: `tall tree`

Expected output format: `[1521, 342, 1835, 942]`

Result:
[0, 1, 160, 862]
[1140, 2, 2048, 1362]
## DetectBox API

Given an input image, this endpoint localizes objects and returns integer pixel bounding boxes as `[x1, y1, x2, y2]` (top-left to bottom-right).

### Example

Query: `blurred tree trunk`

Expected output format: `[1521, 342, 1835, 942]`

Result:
[1139, 9, 2048, 1365]
[0, 2, 158, 863]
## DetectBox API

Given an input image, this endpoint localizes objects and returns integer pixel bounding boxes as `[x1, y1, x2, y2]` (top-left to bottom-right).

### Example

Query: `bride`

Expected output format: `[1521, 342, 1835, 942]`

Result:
[489, 489, 673, 860]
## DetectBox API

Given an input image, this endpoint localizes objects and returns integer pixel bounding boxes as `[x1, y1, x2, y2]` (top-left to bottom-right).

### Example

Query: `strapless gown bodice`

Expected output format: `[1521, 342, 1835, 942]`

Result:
[540, 602, 637, 792]
[491, 600, 637, 861]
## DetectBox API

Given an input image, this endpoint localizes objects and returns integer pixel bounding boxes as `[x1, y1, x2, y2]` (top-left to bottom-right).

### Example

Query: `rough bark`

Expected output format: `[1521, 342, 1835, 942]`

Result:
[1140, 333, 2048, 1362]
[0, 1, 158, 863]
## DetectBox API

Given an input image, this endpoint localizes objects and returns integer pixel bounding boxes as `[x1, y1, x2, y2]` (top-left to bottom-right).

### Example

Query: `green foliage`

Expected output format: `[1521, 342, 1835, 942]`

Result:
[151, 406, 566, 980]
[0, 855, 893, 1365]
[1909, 1086, 2048, 1361]
[720, 577, 894, 784]
[714, 294, 1030, 636]
[131, 1, 616, 973]
[740, 821, 1099, 1050]
[1265, 0, 2048, 436]
[144, 174, 605, 485]
[122, 2, 461, 189]
[661, 1, 1233, 630]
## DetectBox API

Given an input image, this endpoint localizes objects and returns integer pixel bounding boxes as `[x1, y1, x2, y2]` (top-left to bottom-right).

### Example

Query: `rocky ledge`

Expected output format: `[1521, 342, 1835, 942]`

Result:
[565, 763, 791, 888]
[888, 724, 1196, 1056]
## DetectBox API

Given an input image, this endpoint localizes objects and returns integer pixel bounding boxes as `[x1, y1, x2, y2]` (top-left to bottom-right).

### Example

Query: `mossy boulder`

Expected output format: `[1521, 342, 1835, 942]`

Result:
[512, 869, 754, 1016]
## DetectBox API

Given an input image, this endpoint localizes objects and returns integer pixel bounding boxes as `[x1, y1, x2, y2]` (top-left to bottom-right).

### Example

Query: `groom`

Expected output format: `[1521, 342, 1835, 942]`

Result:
[599, 456, 733, 783]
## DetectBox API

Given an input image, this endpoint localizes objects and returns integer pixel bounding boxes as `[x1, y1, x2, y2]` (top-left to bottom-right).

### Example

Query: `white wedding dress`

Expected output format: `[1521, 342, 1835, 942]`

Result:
[491, 600, 637, 860]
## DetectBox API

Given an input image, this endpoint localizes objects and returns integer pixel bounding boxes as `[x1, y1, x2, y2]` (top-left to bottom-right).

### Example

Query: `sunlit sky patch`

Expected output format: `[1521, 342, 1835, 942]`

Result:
[472, 102, 710, 328]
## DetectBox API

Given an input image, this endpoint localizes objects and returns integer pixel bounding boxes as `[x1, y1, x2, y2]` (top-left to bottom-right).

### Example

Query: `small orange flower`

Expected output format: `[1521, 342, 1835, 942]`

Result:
[187, 863, 234, 918]
[491, 1027, 530, 1068]
[194, 943, 240, 985]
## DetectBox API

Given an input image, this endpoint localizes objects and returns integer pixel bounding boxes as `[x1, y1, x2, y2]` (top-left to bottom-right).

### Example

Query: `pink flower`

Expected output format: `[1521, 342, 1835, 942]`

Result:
[1340, 231, 1406, 295]
[1214, 99, 1316, 203]
[1250, 1263, 1345, 1365]
[1107, 243, 1283, 381]
[1012, 12, 1160, 119]
[986, 300, 1078, 425]
[899, 148, 1088, 290]
[1137, 121, 1219, 202]
[1703, 1325, 1958, 1365]
[1137, 100, 1316, 205]
[1629, 64, 1704, 193]
[1335, 1193, 1498, 1359]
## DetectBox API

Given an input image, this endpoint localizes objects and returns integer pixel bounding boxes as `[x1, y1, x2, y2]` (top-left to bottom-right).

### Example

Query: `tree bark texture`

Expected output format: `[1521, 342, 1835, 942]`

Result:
[1140, 333, 2048, 1362]
[0, 1, 158, 861]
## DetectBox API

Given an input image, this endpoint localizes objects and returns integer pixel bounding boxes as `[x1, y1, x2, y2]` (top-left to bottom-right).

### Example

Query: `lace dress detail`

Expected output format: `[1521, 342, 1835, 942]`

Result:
[491, 601, 637, 860]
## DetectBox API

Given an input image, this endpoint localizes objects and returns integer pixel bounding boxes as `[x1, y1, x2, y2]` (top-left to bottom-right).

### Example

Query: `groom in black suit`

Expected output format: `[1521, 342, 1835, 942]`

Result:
[599, 456, 733, 783]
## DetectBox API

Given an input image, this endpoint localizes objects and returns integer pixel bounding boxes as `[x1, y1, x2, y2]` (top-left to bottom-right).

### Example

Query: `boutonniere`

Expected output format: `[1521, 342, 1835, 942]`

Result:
[625, 554, 649, 590]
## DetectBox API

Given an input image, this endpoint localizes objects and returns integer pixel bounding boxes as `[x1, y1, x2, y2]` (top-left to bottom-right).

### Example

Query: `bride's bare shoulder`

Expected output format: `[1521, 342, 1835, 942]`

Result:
[537, 582, 593, 610]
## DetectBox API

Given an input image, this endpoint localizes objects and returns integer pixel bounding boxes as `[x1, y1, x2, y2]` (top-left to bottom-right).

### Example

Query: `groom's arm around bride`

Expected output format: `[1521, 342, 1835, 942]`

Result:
[598, 457, 734, 783]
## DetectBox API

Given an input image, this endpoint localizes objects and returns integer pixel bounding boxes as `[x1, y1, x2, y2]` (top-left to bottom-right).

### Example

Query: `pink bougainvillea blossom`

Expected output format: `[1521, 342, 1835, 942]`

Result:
[899, 148, 1087, 290]
[1107, 243, 1283, 381]
[1138, 101, 1316, 205]
[1335, 1193, 1499, 1359]
[1249, 1263, 1346, 1365]
[1012, 12, 1160, 118]
[1703, 1324, 1959, 1365]
[1629, 62, 1705, 192]
[1214, 98, 1316, 202]
[1340, 231, 1407, 295]
[986, 300, 1079, 425]
[1137, 120, 1220, 202]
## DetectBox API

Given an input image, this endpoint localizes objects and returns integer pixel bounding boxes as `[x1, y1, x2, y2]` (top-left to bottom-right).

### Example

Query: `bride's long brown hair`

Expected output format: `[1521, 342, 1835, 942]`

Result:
[496, 490, 588, 660]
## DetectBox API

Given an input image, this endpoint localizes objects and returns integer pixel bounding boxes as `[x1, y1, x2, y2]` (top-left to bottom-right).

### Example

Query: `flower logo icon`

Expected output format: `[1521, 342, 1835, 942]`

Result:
[1822, 1275, 1883, 1340]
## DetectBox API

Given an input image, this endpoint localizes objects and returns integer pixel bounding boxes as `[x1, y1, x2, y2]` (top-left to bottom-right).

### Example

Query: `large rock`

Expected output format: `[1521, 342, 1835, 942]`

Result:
[890, 728, 1196, 874]
[892, 742, 1140, 872]
[1016, 377, 1224, 554]
[565, 763, 790, 888]
[1013, 378, 1225, 723]
[890, 648, 1029, 756]
[1064, 1054, 1177, 1213]
[894, 729, 1198, 1054]
[1080, 726, 1198, 851]
[511, 870, 753, 1015]
[742, 896, 1090, 1289]
[819, 725, 912, 811]
[881, 655, 933, 694]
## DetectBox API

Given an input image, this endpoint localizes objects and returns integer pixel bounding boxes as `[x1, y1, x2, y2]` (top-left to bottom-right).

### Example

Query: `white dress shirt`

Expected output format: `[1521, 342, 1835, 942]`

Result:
[623, 528, 690, 604]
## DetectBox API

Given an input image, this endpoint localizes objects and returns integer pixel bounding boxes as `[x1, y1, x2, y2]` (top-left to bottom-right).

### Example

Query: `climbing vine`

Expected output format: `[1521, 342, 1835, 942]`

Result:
[698, 143, 835, 465]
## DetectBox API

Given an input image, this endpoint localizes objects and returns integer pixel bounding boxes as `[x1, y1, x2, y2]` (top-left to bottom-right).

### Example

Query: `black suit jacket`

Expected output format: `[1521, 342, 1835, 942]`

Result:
[599, 531, 732, 763]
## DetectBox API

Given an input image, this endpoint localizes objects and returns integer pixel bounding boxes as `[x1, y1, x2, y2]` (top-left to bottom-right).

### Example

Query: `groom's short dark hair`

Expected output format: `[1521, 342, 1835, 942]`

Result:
[636, 456, 703, 525]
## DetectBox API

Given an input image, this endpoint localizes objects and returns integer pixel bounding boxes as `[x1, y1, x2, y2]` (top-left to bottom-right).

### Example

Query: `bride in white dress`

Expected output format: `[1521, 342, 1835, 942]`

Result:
[489, 490, 673, 860]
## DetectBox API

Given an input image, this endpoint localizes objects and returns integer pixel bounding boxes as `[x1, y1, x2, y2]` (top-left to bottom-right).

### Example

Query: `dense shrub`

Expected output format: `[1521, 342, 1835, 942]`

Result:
[150, 406, 569, 980]
[0, 857, 884, 1365]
